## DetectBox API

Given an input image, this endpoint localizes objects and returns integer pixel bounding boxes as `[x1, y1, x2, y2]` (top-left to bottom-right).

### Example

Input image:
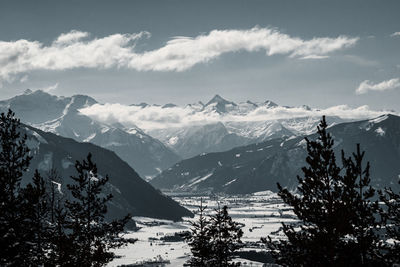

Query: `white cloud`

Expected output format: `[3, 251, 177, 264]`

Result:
[54, 30, 90, 45]
[0, 27, 358, 85]
[390, 32, 400, 37]
[79, 102, 392, 131]
[356, 78, 400, 94]
[300, 55, 330, 60]
[20, 75, 29, 83]
[42, 83, 59, 93]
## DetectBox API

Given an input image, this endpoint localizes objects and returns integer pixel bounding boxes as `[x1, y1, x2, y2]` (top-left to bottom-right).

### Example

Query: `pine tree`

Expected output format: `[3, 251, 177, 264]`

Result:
[22, 170, 52, 265]
[263, 116, 382, 266]
[207, 205, 243, 267]
[341, 144, 383, 265]
[380, 180, 400, 264]
[65, 153, 133, 266]
[0, 109, 32, 266]
[46, 168, 63, 224]
[186, 198, 212, 266]
[49, 197, 76, 266]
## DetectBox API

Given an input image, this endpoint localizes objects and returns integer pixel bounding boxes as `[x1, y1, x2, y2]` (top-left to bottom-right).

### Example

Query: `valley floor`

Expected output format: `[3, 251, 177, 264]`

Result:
[109, 191, 295, 266]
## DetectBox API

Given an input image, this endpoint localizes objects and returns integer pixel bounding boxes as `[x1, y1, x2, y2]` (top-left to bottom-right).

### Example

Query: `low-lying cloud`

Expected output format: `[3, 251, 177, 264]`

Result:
[79, 102, 392, 131]
[356, 78, 400, 94]
[0, 27, 358, 85]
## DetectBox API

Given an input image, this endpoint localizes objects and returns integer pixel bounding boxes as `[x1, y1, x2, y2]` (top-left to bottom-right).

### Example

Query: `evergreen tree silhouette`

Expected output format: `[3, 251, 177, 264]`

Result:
[341, 144, 383, 265]
[187, 198, 212, 266]
[46, 168, 63, 224]
[65, 153, 134, 266]
[23, 170, 52, 265]
[263, 116, 383, 266]
[207, 205, 243, 267]
[380, 180, 400, 264]
[0, 109, 32, 266]
[48, 194, 75, 266]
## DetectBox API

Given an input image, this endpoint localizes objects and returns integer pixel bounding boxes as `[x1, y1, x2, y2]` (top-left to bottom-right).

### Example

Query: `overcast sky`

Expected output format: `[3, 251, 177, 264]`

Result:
[0, 0, 399, 110]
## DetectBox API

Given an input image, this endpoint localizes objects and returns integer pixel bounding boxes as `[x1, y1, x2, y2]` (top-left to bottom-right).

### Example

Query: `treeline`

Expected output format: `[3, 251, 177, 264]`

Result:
[0, 110, 135, 266]
[186, 116, 400, 266]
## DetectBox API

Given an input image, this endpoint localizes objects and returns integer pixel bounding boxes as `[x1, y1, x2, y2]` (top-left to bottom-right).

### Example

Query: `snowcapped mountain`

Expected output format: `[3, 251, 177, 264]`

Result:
[203, 94, 238, 114]
[21, 124, 192, 220]
[145, 95, 348, 159]
[150, 114, 400, 194]
[149, 122, 251, 159]
[0, 90, 180, 179]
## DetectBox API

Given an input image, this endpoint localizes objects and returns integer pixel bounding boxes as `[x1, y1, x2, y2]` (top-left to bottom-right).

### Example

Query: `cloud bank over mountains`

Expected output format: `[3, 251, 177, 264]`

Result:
[356, 78, 400, 94]
[79, 99, 393, 131]
[0, 27, 358, 86]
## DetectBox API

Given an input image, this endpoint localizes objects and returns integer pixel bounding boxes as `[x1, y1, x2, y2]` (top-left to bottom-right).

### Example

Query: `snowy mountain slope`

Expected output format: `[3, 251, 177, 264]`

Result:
[149, 122, 252, 159]
[144, 95, 346, 159]
[0, 90, 180, 178]
[22, 125, 193, 220]
[150, 114, 400, 194]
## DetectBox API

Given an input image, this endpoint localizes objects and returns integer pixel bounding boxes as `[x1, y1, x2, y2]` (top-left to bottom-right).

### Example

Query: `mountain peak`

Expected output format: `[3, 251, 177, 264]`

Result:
[209, 94, 224, 102]
[162, 103, 177, 108]
[204, 94, 237, 114]
[264, 100, 278, 108]
[24, 89, 33, 95]
[71, 94, 98, 107]
[205, 94, 236, 106]
[130, 102, 149, 108]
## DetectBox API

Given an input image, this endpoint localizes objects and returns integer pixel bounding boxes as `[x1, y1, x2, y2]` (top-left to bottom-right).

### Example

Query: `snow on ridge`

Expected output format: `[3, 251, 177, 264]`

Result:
[83, 133, 97, 142]
[187, 172, 214, 187]
[369, 114, 389, 124]
[168, 136, 179, 145]
[252, 190, 274, 196]
[29, 129, 48, 144]
[223, 179, 237, 187]
[375, 127, 385, 136]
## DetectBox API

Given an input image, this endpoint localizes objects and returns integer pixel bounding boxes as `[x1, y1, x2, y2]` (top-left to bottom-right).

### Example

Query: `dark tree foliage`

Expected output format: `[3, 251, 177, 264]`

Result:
[0, 110, 135, 266]
[187, 203, 243, 267]
[186, 199, 212, 266]
[47, 195, 75, 266]
[207, 205, 243, 267]
[380, 180, 400, 264]
[65, 153, 134, 266]
[263, 116, 383, 266]
[0, 109, 32, 266]
[341, 144, 383, 265]
[22, 170, 52, 265]
[46, 168, 63, 224]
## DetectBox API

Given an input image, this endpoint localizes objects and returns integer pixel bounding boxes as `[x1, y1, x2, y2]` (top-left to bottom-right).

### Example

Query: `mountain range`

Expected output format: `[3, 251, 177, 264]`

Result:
[21, 124, 192, 221]
[0, 89, 180, 179]
[144, 94, 348, 159]
[3, 90, 397, 220]
[150, 114, 400, 194]
[1, 91, 353, 176]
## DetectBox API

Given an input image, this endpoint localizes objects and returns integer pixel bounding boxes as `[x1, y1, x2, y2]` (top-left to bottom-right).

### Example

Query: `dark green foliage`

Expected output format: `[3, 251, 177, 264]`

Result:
[187, 202, 243, 266]
[0, 109, 32, 266]
[380, 181, 400, 264]
[65, 153, 135, 266]
[263, 116, 383, 266]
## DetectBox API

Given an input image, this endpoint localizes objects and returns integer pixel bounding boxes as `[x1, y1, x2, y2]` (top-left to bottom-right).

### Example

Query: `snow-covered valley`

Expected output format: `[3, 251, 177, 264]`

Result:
[109, 191, 296, 266]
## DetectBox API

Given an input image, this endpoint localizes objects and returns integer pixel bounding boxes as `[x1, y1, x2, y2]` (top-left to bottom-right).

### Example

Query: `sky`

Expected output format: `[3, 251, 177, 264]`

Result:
[0, 0, 399, 111]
